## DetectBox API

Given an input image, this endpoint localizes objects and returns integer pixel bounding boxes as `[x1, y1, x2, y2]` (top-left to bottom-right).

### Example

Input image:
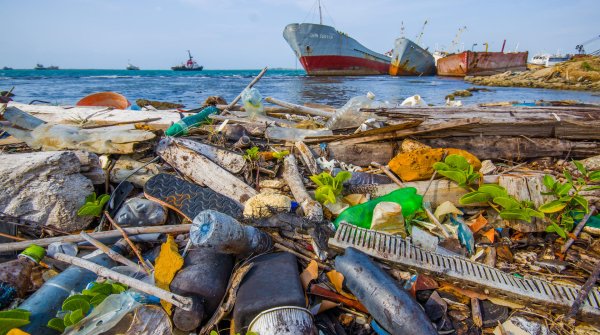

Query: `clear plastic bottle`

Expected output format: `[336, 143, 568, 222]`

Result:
[241, 88, 265, 119]
[325, 92, 389, 130]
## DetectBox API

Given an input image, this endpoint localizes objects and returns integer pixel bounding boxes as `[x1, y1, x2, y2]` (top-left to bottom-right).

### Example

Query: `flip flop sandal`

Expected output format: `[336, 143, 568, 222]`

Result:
[144, 173, 242, 221]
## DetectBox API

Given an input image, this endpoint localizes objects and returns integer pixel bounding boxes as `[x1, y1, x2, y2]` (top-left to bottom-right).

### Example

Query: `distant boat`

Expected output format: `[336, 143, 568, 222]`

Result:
[530, 53, 572, 67]
[34, 64, 59, 70]
[437, 51, 528, 76]
[171, 50, 203, 71]
[126, 63, 140, 70]
[2, 67, 13, 70]
[388, 37, 436, 76]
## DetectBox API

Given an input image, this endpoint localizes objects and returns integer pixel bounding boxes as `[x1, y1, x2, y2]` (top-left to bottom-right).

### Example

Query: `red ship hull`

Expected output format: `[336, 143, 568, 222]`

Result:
[437, 51, 528, 77]
[299, 55, 389, 76]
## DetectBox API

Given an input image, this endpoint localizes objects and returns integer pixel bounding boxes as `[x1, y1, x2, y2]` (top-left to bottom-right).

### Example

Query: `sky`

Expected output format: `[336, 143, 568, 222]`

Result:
[1, 0, 599, 70]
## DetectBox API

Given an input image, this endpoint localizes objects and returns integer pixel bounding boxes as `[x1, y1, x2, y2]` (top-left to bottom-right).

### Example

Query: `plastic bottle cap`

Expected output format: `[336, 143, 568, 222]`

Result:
[19, 244, 46, 263]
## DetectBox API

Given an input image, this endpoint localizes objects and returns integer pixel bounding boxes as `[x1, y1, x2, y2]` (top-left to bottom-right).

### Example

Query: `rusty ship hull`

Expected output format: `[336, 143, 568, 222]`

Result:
[283, 23, 390, 76]
[437, 51, 528, 77]
[389, 38, 436, 76]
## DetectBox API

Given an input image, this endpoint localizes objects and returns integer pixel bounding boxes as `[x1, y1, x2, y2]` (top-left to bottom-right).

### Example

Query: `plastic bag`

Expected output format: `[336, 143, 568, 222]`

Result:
[241, 88, 264, 119]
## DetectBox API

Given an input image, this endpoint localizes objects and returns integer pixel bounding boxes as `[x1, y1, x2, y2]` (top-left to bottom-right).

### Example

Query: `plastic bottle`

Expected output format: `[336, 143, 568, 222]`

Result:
[335, 248, 437, 335]
[19, 241, 128, 334]
[241, 88, 264, 119]
[333, 187, 423, 229]
[232, 252, 307, 334]
[169, 248, 234, 331]
[325, 92, 389, 130]
[164, 106, 220, 137]
[0, 245, 45, 308]
[190, 210, 272, 257]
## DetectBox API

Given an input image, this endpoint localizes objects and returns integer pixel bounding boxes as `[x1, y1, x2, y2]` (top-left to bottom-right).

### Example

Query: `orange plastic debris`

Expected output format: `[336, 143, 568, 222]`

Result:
[76, 92, 131, 109]
[388, 148, 481, 182]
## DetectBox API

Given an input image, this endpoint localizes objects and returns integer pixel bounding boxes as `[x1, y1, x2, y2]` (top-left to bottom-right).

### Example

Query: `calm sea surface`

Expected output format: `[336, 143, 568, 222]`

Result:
[1, 69, 599, 108]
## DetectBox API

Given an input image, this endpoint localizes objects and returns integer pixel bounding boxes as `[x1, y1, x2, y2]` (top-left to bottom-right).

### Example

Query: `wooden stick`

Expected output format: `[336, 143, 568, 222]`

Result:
[80, 231, 140, 270]
[0, 232, 25, 241]
[104, 211, 152, 274]
[50, 252, 194, 311]
[295, 141, 320, 175]
[471, 298, 483, 327]
[81, 117, 162, 129]
[265, 97, 333, 118]
[199, 263, 254, 335]
[561, 205, 597, 255]
[274, 243, 331, 271]
[283, 155, 323, 222]
[566, 259, 600, 320]
[371, 162, 405, 187]
[0, 224, 191, 253]
[222, 67, 268, 114]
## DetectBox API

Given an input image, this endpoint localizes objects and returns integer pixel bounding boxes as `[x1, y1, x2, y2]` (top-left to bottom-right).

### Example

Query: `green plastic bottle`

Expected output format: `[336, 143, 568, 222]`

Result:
[333, 187, 423, 229]
[165, 106, 220, 137]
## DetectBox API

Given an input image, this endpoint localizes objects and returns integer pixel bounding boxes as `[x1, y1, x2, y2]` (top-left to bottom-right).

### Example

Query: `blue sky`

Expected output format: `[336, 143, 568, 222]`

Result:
[2, 0, 598, 69]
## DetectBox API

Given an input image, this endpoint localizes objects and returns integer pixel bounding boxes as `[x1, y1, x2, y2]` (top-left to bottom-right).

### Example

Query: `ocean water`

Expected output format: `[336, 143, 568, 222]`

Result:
[1, 69, 599, 108]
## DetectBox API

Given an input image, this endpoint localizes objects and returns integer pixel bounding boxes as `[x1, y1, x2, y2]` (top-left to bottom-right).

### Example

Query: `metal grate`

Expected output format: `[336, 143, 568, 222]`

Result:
[329, 223, 600, 324]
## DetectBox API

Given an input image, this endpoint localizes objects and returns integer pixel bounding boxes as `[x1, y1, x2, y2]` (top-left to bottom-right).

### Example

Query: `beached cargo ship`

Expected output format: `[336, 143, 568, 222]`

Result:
[437, 51, 528, 76]
[283, 23, 390, 76]
[389, 37, 436, 76]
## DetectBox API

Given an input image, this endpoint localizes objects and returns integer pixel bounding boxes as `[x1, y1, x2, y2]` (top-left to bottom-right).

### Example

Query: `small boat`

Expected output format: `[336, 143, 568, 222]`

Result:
[437, 51, 528, 76]
[2, 67, 13, 70]
[34, 64, 59, 70]
[171, 50, 203, 71]
[76, 92, 131, 110]
[126, 63, 140, 70]
[530, 53, 572, 67]
[389, 37, 436, 76]
[283, 0, 390, 76]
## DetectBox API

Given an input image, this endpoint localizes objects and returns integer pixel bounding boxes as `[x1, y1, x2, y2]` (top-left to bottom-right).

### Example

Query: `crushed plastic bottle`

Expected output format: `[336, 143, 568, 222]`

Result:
[241, 87, 264, 119]
[325, 92, 390, 130]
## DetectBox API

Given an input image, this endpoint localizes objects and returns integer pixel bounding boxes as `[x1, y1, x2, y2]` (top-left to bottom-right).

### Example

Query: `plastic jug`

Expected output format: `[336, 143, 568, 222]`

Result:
[333, 187, 422, 229]
[164, 106, 220, 137]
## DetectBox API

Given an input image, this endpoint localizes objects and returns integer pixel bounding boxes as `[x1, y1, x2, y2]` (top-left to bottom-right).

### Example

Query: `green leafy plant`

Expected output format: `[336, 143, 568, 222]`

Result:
[539, 162, 600, 238]
[0, 309, 30, 335]
[310, 171, 352, 205]
[272, 150, 290, 161]
[47, 281, 128, 332]
[460, 184, 544, 222]
[77, 192, 110, 217]
[243, 146, 260, 161]
[432, 154, 480, 187]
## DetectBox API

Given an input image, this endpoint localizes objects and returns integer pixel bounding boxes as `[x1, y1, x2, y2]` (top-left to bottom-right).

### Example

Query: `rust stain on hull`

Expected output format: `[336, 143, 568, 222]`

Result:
[437, 51, 528, 77]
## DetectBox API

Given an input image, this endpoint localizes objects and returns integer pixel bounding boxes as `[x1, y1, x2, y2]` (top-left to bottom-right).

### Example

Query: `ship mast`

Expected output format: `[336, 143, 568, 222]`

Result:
[415, 20, 428, 47]
[318, 0, 323, 25]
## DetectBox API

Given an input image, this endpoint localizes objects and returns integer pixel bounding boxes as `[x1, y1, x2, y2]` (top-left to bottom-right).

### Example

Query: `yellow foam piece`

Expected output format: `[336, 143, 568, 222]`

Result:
[153, 235, 184, 314]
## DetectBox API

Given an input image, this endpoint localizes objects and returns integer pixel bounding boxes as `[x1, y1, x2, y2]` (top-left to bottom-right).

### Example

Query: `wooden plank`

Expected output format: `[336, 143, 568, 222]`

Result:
[329, 118, 481, 146]
[156, 138, 257, 205]
[417, 136, 600, 160]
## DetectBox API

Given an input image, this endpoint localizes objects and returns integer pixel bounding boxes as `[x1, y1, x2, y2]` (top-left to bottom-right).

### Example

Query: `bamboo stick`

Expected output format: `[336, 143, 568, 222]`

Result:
[50, 252, 194, 311]
[265, 97, 333, 118]
[105, 211, 152, 274]
[80, 231, 140, 270]
[0, 224, 191, 253]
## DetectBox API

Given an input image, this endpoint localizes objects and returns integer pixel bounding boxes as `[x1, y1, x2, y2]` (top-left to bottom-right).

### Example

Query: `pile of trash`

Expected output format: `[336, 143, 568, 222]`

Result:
[1, 70, 600, 335]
